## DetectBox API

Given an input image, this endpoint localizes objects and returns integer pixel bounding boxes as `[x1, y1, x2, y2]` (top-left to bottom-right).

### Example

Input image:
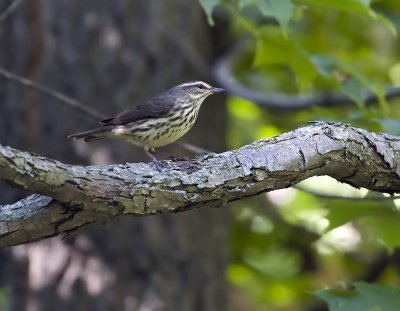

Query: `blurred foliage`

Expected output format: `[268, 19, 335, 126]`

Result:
[199, 0, 400, 310]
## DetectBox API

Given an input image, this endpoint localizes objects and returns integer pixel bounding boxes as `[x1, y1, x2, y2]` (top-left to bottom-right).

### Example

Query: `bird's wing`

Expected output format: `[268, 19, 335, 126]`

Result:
[99, 95, 176, 125]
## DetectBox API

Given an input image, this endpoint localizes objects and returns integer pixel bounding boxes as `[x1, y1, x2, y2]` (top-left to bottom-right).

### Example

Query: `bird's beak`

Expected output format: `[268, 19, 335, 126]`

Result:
[210, 87, 225, 93]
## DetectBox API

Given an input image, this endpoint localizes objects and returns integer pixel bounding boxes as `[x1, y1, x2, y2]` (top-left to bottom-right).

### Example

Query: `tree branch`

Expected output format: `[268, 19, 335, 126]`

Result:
[1, 122, 400, 248]
[294, 185, 400, 201]
[0, 0, 24, 23]
[214, 40, 400, 110]
[0, 68, 105, 119]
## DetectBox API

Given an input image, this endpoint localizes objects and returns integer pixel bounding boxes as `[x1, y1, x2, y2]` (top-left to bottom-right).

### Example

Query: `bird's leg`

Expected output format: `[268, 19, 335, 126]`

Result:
[148, 149, 197, 173]
[146, 148, 163, 171]
[151, 149, 177, 159]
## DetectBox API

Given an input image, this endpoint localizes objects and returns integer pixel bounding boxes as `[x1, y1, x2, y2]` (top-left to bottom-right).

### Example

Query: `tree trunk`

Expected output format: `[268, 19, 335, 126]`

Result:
[0, 1, 228, 310]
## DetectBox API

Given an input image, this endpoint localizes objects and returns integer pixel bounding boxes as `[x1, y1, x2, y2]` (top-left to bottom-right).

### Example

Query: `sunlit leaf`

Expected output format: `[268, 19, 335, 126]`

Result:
[254, 26, 318, 90]
[227, 96, 261, 120]
[227, 264, 255, 286]
[314, 282, 400, 311]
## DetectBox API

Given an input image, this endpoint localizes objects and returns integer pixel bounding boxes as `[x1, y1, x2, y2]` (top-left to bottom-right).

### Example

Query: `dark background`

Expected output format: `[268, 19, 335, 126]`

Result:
[0, 1, 230, 310]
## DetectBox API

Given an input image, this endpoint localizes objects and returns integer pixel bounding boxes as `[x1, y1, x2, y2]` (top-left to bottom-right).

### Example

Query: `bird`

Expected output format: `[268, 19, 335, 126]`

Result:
[69, 81, 224, 163]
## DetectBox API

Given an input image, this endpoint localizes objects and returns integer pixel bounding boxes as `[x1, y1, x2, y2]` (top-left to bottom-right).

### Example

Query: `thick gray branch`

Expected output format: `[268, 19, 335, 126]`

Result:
[1, 122, 400, 247]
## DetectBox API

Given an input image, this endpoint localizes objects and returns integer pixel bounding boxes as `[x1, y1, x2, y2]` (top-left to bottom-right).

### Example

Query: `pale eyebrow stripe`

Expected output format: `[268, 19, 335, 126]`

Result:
[178, 81, 211, 88]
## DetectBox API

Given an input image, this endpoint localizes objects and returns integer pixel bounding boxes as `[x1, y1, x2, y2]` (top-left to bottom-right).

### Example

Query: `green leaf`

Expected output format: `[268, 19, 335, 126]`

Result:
[296, 0, 396, 34]
[374, 117, 400, 134]
[199, 0, 221, 25]
[311, 55, 337, 77]
[311, 55, 387, 108]
[244, 247, 301, 280]
[376, 13, 397, 36]
[239, 0, 295, 35]
[324, 200, 384, 231]
[238, 0, 254, 10]
[362, 212, 400, 251]
[228, 96, 262, 121]
[325, 198, 400, 251]
[342, 77, 365, 108]
[296, 0, 372, 15]
[227, 263, 255, 286]
[314, 282, 400, 311]
[254, 26, 318, 90]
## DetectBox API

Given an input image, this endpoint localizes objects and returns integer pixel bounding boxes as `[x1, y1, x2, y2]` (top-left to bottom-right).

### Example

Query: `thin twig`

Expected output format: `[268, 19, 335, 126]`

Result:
[176, 142, 210, 154]
[214, 39, 400, 110]
[0, 0, 24, 23]
[0, 67, 106, 119]
[294, 185, 400, 201]
[0, 67, 210, 154]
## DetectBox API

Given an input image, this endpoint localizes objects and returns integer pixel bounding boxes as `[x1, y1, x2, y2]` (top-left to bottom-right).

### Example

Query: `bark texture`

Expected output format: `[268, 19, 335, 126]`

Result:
[1, 122, 400, 248]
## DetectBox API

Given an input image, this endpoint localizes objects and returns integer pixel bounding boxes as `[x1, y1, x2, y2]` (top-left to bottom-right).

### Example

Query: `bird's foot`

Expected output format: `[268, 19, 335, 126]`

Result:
[146, 151, 164, 172]
[172, 160, 201, 173]
[152, 159, 164, 172]
[170, 155, 190, 162]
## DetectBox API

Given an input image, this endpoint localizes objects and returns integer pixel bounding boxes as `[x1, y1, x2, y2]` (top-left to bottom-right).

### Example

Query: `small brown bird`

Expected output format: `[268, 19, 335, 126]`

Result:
[69, 81, 224, 161]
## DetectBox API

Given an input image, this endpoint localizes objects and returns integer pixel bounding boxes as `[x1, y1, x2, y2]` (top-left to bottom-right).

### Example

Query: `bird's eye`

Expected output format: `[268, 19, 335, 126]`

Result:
[196, 84, 206, 90]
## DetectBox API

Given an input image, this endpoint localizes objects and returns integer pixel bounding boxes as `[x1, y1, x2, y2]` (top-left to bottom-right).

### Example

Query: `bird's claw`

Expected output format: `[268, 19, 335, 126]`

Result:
[170, 155, 190, 161]
[172, 160, 201, 173]
[152, 159, 164, 172]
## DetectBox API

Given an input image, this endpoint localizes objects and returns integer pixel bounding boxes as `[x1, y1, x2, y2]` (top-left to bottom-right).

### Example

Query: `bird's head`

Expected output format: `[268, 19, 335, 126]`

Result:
[174, 81, 225, 104]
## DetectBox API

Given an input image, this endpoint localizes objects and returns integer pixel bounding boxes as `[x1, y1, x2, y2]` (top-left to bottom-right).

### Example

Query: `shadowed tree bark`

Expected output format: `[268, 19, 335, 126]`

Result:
[0, 1, 229, 310]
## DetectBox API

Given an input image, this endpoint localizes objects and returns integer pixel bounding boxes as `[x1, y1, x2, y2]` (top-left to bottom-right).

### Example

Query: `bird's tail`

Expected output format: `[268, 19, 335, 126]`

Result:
[68, 126, 112, 142]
